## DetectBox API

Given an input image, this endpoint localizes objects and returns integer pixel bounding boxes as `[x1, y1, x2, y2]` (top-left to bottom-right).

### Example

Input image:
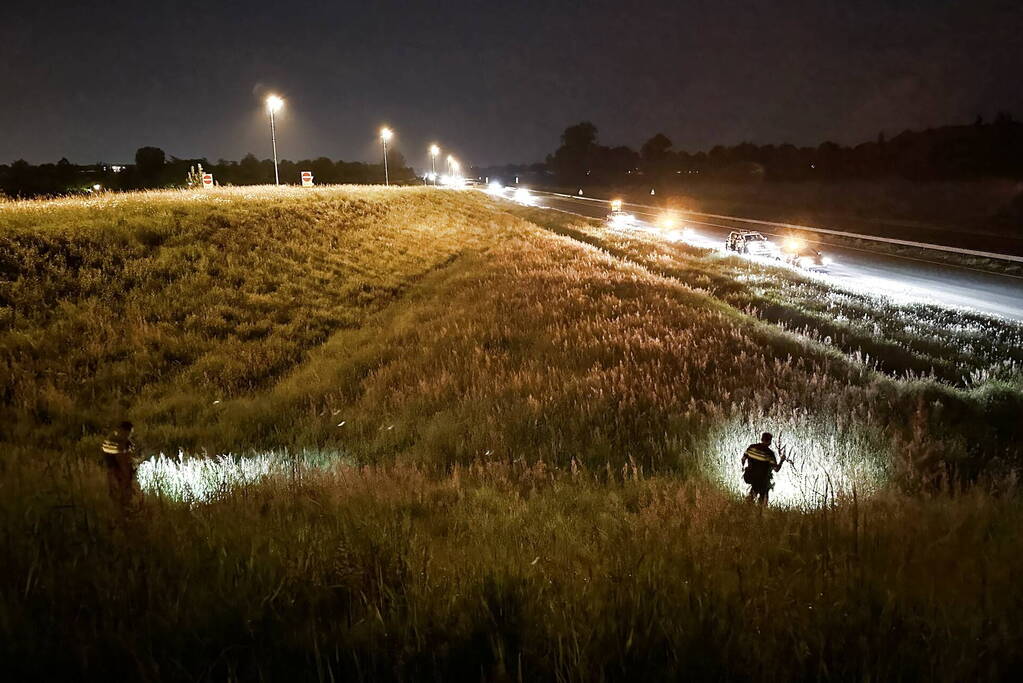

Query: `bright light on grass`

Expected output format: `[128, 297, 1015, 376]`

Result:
[704, 418, 887, 509]
[138, 451, 344, 502]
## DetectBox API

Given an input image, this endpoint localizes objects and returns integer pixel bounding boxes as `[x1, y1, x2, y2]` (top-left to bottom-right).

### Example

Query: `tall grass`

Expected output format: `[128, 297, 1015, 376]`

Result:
[3, 458, 1021, 681]
[1, 186, 521, 455]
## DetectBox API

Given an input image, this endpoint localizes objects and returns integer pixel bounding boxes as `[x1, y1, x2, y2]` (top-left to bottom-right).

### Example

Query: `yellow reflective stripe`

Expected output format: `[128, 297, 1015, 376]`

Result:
[744, 447, 775, 463]
[102, 440, 123, 454]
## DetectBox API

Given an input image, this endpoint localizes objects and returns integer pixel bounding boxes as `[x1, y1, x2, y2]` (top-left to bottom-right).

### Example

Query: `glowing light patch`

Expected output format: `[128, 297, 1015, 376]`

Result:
[662, 226, 718, 250]
[514, 188, 535, 205]
[608, 213, 636, 228]
[138, 450, 343, 503]
[438, 174, 467, 187]
[825, 271, 949, 309]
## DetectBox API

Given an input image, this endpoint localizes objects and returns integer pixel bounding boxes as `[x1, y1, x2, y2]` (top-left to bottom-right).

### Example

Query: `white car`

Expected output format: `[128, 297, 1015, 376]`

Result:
[725, 230, 779, 257]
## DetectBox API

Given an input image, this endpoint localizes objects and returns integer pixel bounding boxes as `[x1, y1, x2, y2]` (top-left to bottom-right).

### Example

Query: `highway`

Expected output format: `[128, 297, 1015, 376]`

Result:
[513, 189, 1023, 322]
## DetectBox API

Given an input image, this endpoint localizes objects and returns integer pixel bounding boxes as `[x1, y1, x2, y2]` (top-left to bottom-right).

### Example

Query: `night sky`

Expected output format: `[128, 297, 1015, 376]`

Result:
[4, 0, 1021, 168]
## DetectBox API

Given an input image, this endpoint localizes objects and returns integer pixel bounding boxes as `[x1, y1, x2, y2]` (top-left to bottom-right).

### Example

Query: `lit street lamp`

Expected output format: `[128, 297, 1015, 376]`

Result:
[429, 144, 440, 184]
[265, 95, 284, 185]
[380, 127, 393, 186]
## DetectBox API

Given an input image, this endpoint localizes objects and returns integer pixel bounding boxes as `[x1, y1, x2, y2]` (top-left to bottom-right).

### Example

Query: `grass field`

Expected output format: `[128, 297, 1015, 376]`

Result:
[3, 186, 1022, 680]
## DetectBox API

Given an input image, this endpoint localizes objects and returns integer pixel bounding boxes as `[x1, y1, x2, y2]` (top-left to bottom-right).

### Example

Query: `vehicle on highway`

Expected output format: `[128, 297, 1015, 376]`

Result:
[781, 238, 832, 271]
[725, 230, 779, 257]
[606, 199, 636, 227]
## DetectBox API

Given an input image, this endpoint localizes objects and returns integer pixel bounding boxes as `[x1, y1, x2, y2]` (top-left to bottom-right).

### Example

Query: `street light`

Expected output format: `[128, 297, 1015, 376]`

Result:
[446, 154, 455, 176]
[265, 95, 284, 185]
[429, 144, 440, 184]
[380, 127, 393, 186]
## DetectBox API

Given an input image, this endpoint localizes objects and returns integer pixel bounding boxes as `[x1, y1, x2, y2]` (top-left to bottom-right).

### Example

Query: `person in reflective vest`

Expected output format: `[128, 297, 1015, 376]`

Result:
[742, 432, 786, 505]
[102, 420, 140, 511]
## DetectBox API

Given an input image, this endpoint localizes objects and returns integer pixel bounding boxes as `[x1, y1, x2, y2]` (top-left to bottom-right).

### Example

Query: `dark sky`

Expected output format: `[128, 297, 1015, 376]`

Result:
[3, 0, 1021, 168]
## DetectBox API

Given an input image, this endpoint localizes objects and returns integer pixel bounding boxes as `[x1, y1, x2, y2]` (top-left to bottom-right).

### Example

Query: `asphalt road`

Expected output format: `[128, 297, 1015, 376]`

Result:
[519, 190, 1023, 322]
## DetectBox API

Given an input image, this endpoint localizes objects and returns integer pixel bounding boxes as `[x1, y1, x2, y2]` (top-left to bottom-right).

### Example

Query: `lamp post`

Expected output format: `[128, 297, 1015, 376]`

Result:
[266, 95, 284, 185]
[380, 127, 393, 186]
[429, 144, 439, 184]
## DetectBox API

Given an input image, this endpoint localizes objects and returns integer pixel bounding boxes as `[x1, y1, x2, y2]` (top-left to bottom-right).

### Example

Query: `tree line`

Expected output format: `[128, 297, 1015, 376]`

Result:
[5, 113, 1022, 198]
[481, 113, 1023, 186]
[0, 147, 416, 198]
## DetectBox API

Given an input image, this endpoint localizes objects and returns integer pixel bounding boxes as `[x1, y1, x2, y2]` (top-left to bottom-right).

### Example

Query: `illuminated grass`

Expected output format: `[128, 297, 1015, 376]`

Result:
[138, 450, 347, 502]
[704, 415, 887, 509]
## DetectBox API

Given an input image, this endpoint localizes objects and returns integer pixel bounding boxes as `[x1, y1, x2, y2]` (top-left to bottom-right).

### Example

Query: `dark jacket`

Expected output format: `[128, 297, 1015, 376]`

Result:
[742, 443, 777, 483]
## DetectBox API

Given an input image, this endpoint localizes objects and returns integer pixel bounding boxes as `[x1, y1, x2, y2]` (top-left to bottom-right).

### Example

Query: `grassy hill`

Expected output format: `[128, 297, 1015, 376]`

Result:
[2, 186, 1023, 680]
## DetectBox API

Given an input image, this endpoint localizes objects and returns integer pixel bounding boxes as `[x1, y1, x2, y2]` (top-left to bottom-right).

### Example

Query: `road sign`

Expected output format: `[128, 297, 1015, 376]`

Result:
[301, 171, 314, 187]
[202, 173, 214, 188]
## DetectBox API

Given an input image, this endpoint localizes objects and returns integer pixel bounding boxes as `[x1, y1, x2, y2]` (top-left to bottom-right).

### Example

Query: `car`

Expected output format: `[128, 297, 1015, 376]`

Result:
[725, 230, 779, 257]
[781, 238, 832, 271]
[606, 199, 636, 227]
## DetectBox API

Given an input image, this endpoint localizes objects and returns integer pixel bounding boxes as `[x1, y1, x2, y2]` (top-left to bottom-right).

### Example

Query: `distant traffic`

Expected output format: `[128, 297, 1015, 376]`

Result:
[474, 185, 1023, 321]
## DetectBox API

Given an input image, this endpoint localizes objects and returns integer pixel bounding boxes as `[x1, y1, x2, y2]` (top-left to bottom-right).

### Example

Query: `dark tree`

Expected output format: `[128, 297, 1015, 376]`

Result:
[237, 153, 265, 184]
[549, 122, 602, 184]
[640, 133, 673, 178]
[134, 147, 166, 187]
[599, 146, 640, 182]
